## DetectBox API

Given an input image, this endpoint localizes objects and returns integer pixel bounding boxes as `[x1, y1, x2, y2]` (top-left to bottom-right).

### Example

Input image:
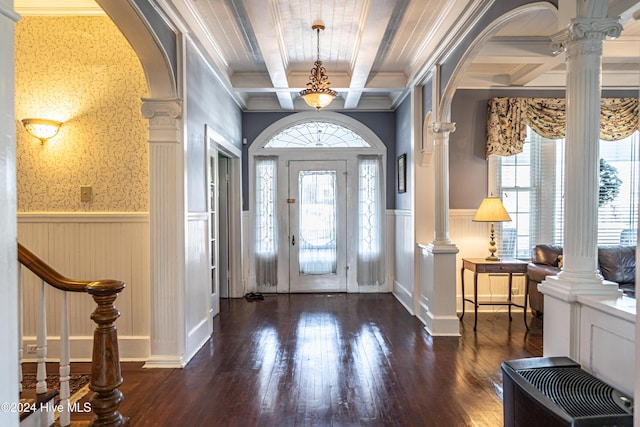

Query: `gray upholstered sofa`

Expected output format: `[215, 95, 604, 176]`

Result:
[527, 244, 636, 317]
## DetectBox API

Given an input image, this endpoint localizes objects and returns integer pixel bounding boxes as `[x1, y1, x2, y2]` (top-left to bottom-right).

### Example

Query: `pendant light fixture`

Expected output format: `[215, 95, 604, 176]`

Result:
[300, 23, 337, 111]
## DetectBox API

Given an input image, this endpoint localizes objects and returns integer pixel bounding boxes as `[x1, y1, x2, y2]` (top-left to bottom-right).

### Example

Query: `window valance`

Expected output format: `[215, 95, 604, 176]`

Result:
[486, 97, 639, 157]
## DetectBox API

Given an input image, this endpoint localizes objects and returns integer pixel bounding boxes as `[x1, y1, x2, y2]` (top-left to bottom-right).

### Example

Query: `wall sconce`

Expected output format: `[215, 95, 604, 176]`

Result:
[21, 118, 63, 144]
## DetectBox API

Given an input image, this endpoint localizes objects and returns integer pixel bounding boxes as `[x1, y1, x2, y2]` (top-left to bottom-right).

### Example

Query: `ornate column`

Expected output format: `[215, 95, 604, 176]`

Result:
[140, 98, 188, 368]
[431, 123, 456, 245]
[539, 3, 622, 358]
[420, 122, 460, 336]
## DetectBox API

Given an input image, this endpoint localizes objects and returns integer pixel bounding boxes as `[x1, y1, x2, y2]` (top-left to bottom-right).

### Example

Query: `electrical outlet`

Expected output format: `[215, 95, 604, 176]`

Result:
[27, 344, 37, 354]
[80, 185, 93, 202]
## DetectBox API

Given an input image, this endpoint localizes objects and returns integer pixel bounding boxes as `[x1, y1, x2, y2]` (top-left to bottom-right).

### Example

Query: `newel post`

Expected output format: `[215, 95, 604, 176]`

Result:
[88, 279, 127, 426]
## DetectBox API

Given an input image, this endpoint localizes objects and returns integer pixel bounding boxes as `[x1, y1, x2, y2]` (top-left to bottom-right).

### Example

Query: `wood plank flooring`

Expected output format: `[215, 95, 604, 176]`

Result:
[87, 293, 543, 426]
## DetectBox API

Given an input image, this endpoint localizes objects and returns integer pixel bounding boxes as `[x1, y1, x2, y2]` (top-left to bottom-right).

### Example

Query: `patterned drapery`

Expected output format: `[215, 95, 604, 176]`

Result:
[486, 97, 639, 157]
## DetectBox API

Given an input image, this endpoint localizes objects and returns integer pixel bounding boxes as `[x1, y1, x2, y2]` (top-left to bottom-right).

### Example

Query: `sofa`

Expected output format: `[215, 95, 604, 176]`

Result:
[527, 244, 636, 317]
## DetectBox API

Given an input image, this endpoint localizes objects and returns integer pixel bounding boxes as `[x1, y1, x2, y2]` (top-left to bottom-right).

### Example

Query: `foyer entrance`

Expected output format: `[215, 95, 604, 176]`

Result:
[250, 112, 388, 294]
[288, 160, 347, 292]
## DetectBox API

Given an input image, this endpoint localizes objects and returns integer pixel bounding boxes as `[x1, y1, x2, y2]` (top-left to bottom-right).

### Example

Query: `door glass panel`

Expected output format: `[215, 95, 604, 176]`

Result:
[298, 170, 337, 275]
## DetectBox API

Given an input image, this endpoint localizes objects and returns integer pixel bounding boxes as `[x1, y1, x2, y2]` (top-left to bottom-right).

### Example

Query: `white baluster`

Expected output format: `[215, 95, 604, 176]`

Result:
[59, 291, 71, 426]
[18, 265, 23, 392]
[36, 279, 47, 394]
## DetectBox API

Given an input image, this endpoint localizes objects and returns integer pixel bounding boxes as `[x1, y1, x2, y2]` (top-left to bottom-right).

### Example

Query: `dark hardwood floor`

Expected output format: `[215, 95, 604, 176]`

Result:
[85, 293, 543, 426]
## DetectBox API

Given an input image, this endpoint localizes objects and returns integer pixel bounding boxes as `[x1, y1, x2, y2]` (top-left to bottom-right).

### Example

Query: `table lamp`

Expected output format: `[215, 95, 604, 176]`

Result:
[472, 197, 512, 261]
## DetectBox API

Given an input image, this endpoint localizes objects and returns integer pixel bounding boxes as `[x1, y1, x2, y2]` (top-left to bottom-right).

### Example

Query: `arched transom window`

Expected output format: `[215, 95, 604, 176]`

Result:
[264, 121, 370, 148]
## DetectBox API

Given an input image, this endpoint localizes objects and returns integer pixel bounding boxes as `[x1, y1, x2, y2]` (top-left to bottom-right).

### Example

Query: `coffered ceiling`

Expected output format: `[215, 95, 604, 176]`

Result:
[15, 0, 640, 112]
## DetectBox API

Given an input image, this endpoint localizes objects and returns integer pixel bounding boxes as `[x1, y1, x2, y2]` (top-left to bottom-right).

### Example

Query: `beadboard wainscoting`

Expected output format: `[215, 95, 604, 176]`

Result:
[449, 209, 527, 313]
[393, 210, 414, 314]
[18, 212, 150, 361]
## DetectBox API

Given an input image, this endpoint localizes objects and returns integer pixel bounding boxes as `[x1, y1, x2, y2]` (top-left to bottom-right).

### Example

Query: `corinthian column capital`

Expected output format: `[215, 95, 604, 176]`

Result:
[550, 17, 622, 55]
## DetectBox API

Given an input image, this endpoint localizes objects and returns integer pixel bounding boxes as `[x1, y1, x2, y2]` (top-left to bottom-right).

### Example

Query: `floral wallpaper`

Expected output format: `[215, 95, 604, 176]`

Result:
[15, 16, 149, 212]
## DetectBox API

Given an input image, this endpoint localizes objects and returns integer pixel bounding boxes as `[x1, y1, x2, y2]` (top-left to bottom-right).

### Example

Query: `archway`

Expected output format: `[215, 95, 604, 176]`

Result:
[96, 1, 188, 367]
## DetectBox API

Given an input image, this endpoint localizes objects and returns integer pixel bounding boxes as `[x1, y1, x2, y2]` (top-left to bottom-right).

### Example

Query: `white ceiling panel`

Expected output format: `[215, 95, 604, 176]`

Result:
[15, 0, 640, 110]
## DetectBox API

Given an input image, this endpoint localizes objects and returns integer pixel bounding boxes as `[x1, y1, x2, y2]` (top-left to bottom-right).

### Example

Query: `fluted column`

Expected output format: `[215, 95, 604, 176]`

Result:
[539, 2, 622, 358]
[141, 98, 188, 368]
[552, 14, 623, 287]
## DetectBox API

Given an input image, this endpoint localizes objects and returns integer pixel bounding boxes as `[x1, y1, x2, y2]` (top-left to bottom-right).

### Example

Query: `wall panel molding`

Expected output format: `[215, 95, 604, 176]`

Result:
[18, 212, 149, 222]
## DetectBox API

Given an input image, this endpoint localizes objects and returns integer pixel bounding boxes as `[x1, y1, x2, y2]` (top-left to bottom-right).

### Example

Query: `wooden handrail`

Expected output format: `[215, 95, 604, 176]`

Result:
[18, 243, 126, 293]
[18, 242, 127, 427]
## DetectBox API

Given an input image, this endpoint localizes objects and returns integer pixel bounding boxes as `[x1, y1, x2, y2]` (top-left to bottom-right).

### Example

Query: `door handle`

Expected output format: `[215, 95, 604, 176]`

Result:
[291, 234, 295, 246]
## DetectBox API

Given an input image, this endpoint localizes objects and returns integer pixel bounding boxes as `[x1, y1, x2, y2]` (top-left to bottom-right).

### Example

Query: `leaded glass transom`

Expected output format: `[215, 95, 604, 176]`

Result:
[265, 122, 370, 148]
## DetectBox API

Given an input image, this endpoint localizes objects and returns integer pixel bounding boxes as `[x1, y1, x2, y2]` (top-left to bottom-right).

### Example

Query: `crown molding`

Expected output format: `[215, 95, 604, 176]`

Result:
[15, 0, 104, 16]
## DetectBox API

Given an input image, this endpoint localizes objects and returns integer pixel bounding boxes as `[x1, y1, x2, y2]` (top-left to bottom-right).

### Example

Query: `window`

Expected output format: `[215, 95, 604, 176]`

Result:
[490, 128, 639, 258]
[357, 156, 385, 286]
[255, 158, 278, 286]
[264, 121, 370, 148]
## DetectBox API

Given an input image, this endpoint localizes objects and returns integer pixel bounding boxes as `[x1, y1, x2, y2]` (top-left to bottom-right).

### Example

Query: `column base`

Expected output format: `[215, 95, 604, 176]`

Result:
[422, 313, 461, 337]
[539, 274, 621, 302]
[538, 275, 621, 358]
[417, 242, 460, 336]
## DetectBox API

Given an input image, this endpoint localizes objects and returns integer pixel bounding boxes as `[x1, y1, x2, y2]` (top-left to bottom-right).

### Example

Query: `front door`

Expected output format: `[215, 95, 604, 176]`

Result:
[288, 160, 347, 292]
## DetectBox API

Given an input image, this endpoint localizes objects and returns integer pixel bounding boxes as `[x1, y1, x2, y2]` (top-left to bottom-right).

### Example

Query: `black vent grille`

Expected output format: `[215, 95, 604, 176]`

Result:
[516, 367, 628, 418]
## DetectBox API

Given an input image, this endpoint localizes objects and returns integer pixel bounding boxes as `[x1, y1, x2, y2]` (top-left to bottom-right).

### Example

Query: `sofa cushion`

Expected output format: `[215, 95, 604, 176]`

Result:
[598, 245, 636, 285]
[531, 244, 563, 266]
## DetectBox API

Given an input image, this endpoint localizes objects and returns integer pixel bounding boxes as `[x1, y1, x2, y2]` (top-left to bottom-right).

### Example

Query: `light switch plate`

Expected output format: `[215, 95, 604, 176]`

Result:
[80, 186, 92, 202]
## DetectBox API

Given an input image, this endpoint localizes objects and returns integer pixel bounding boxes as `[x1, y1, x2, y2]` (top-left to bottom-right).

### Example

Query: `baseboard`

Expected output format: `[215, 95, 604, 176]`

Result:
[143, 355, 187, 369]
[423, 311, 461, 337]
[184, 317, 212, 365]
[393, 280, 414, 315]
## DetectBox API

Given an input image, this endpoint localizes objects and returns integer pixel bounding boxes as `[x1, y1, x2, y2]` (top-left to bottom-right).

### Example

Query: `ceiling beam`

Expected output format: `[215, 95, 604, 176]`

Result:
[509, 52, 564, 86]
[344, 0, 396, 109]
[243, 0, 294, 110]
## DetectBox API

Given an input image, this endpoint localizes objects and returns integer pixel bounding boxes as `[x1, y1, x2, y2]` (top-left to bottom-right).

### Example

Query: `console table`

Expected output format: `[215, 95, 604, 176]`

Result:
[460, 258, 529, 331]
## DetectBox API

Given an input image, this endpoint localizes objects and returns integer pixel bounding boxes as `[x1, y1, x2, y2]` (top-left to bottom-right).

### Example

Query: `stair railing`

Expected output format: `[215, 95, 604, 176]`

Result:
[18, 242, 127, 427]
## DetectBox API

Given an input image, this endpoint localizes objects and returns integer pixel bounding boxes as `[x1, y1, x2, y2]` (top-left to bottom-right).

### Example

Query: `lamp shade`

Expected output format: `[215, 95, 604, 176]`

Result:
[302, 90, 336, 110]
[472, 197, 511, 222]
[21, 118, 62, 144]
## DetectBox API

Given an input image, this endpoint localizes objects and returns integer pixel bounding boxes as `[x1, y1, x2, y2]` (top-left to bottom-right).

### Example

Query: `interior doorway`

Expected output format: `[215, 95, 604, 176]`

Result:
[218, 155, 230, 299]
[206, 124, 243, 319]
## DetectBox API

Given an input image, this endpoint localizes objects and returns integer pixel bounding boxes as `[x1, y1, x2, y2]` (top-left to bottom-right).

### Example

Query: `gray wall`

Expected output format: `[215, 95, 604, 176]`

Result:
[241, 111, 396, 211]
[394, 95, 412, 210]
[186, 41, 242, 212]
[449, 88, 636, 209]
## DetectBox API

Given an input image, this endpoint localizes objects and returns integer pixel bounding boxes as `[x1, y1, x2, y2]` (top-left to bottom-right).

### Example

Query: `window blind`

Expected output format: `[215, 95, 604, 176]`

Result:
[490, 129, 638, 259]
